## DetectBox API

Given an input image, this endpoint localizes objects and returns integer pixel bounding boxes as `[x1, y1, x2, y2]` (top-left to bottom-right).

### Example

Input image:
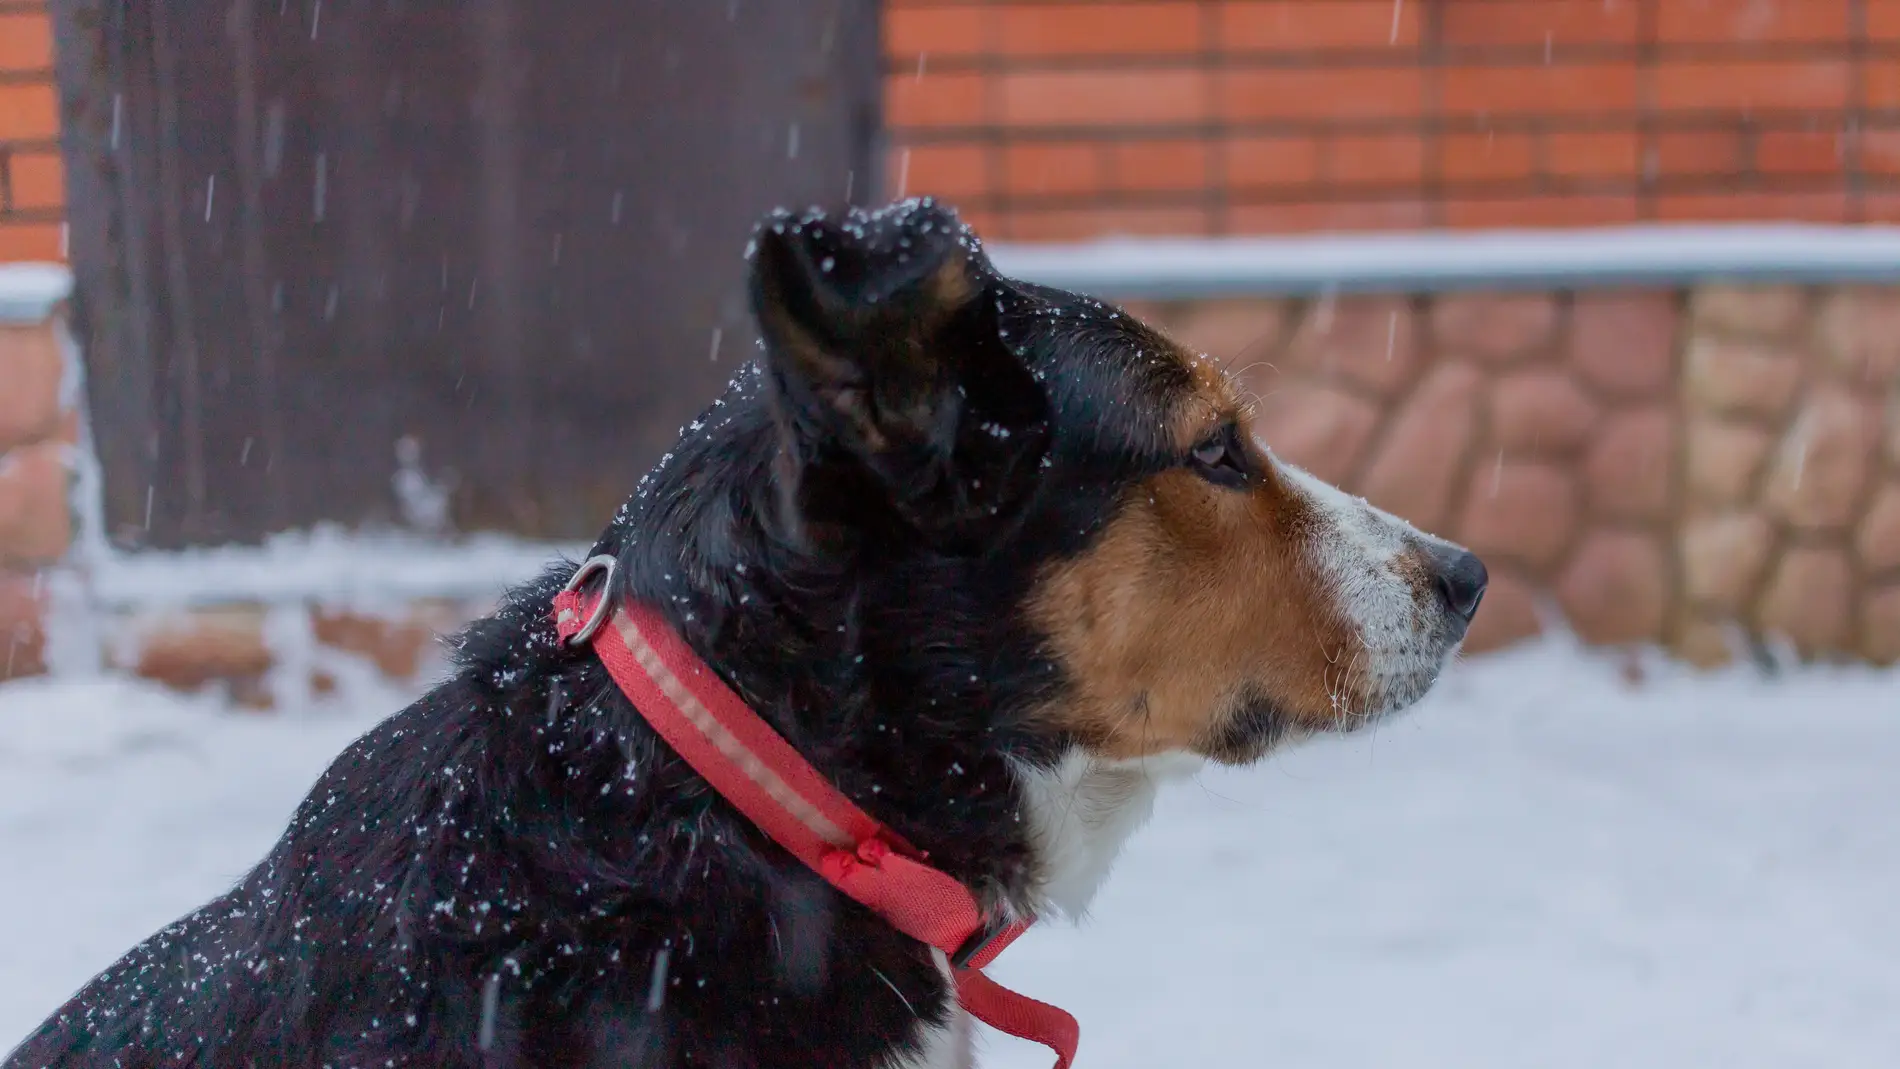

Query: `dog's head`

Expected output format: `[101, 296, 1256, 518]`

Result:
[748, 200, 1484, 767]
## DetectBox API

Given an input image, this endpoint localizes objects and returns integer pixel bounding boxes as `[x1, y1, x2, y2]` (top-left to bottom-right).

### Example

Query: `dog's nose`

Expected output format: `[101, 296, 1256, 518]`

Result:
[1428, 545, 1488, 624]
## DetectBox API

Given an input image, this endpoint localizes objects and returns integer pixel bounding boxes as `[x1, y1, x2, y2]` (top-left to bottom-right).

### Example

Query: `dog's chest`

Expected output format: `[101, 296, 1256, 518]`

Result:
[1010, 749, 1203, 919]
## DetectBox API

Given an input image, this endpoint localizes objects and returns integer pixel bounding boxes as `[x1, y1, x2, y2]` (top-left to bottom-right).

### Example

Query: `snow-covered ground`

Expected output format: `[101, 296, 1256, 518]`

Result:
[3, 641, 1896, 1067]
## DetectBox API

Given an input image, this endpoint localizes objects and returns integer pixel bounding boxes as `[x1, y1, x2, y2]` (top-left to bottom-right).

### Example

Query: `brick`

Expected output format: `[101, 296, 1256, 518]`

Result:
[132, 606, 274, 694]
[1108, 139, 1208, 192]
[0, 442, 69, 565]
[0, 83, 59, 141]
[1817, 288, 1900, 386]
[1655, 0, 1850, 43]
[1686, 419, 1774, 506]
[1755, 128, 1848, 176]
[1441, 196, 1640, 229]
[1001, 70, 1207, 127]
[1227, 198, 1428, 234]
[1650, 129, 1745, 177]
[1873, 0, 1900, 40]
[1005, 142, 1101, 198]
[5, 149, 64, 211]
[1218, 1, 1421, 50]
[893, 144, 989, 199]
[1691, 284, 1809, 338]
[0, 321, 61, 452]
[1864, 129, 1900, 176]
[0, 223, 61, 261]
[1442, 132, 1537, 183]
[1656, 191, 1850, 224]
[1441, 64, 1638, 116]
[1544, 130, 1641, 178]
[0, 569, 44, 681]
[885, 72, 987, 129]
[884, 5, 987, 58]
[311, 608, 446, 682]
[1007, 205, 1211, 241]
[1570, 290, 1679, 398]
[1440, 0, 1639, 45]
[1329, 134, 1425, 186]
[0, 13, 54, 71]
[997, 4, 1200, 56]
[1867, 60, 1900, 109]
[1652, 60, 1850, 112]
[1225, 135, 1321, 190]
[1222, 68, 1425, 121]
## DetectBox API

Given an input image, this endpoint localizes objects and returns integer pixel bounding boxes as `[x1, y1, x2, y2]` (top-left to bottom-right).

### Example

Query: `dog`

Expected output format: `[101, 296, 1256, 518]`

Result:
[7, 199, 1485, 1069]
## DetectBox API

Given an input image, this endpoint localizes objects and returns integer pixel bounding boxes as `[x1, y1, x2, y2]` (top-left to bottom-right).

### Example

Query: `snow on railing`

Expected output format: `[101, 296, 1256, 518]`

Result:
[987, 223, 1900, 298]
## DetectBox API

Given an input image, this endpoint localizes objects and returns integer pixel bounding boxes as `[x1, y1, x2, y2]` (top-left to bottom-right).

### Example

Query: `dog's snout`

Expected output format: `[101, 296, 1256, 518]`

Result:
[1427, 545, 1488, 624]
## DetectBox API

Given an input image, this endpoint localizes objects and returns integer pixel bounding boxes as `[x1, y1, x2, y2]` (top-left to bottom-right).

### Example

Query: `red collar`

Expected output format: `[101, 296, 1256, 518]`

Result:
[554, 555, 1077, 1069]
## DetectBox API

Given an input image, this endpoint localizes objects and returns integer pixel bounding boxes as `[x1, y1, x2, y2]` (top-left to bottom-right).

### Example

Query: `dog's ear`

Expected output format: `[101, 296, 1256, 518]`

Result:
[749, 201, 1050, 550]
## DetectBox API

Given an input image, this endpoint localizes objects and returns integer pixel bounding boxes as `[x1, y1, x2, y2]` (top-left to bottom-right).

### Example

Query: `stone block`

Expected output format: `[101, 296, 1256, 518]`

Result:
[1857, 483, 1900, 575]
[1360, 362, 1483, 532]
[1681, 513, 1775, 612]
[1164, 298, 1291, 366]
[132, 605, 274, 693]
[1685, 419, 1773, 506]
[1556, 530, 1669, 645]
[1690, 284, 1808, 339]
[1863, 584, 1900, 665]
[1570, 290, 1679, 398]
[1583, 407, 1674, 522]
[1282, 295, 1420, 397]
[1763, 386, 1879, 532]
[1251, 385, 1381, 486]
[1683, 336, 1803, 421]
[1462, 566, 1543, 654]
[1815, 287, 1900, 386]
[0, 569, 45, 681]
[1755, 547, 1853, 656]
[1431, 292, 1560, 365]
[1457, 460, 1580, 571]
[1489, 369, 1600, 455]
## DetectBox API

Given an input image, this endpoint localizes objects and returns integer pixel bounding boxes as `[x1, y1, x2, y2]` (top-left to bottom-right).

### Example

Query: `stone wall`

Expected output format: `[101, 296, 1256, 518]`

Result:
[0, 300, 73, 680]
[1125, 283, 1900, 665]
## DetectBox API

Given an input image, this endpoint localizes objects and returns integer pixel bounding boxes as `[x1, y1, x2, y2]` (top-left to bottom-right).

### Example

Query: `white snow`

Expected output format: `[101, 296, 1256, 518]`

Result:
[987, 223, 1900, 297]
[4, 640, 1898, 1067]
[0, 263, 71, 323]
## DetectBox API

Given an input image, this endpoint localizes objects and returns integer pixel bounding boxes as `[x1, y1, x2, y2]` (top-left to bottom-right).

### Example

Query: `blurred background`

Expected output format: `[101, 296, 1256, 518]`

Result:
[2, 2, 1898, 1066]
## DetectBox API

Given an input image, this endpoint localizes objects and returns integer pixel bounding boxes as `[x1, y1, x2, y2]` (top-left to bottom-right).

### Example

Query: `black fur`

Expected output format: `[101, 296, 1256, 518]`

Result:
[7, 200, 1200, 1069]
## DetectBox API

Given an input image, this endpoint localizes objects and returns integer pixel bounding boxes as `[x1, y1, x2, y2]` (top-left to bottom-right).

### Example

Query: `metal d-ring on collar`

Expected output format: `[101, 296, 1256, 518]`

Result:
[561, 554, 619, 647]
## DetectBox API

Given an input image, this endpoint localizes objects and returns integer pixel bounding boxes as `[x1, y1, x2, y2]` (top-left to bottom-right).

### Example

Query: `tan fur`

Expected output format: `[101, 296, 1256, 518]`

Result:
[1026, 352, 1365, 762]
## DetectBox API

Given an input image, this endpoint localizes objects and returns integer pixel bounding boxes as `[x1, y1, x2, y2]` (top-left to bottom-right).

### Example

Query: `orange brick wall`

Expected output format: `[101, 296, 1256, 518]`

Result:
[885, 0, 1900, 241]
[0, 1, 63, 261]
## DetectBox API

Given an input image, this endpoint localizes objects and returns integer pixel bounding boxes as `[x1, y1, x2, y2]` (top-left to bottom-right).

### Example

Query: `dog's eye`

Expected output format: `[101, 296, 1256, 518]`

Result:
[1188, 428, 1248, 488]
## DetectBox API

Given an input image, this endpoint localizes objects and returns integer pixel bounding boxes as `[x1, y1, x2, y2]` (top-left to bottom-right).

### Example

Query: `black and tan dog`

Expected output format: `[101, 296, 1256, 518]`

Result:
[8, 200, 1485, 1069]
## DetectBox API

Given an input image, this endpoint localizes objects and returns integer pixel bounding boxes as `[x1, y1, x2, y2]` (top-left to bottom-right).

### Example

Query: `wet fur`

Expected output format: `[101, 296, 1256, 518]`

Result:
[8, 201, 1478, 1069]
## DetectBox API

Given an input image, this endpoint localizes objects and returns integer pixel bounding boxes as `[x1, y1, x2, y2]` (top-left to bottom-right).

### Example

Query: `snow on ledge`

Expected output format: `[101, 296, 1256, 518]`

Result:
[80, 528, 586, 612]
[985, 224, 1900, 298]
[0, 262, 72, 322]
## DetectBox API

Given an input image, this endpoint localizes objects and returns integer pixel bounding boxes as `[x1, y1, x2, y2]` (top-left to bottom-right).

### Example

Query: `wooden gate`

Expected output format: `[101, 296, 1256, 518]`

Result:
[51, 0, 880, 548]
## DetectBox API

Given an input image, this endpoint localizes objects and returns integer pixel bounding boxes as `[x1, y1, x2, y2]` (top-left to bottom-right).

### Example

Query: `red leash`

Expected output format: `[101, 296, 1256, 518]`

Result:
[553, 556, 1078, 1069]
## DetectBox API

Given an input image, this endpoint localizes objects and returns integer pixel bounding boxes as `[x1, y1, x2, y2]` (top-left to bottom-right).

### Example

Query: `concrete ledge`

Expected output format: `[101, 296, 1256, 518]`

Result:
[986, 224, 1900, 298]
[0, 263, 72, 323]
